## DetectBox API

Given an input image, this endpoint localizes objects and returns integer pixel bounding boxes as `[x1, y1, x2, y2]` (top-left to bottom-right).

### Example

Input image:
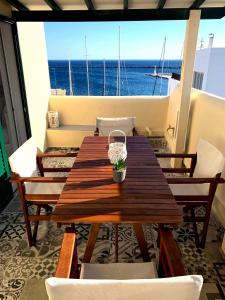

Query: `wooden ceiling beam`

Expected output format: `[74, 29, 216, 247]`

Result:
[0, 14, 15, 24]
[43, 0, 61, 11]
[6, 0, 28, 11]
[190, 0, 206, 9]
[157, 0, 167, 9]
[12, 7, 225, 22]
[84, 0, 95, 10]
[124, 0, 128, 10]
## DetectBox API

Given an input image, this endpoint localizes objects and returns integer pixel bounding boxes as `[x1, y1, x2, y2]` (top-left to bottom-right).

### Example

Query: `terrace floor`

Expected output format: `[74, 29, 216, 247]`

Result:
[0, 137, 225, 300]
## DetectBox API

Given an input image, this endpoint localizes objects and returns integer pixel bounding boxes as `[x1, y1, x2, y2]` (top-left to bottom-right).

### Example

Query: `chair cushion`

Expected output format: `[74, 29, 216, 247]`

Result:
[193, 139, 225, 178]
[80, 262, 157, 280]
[25, 182, 64, 194]
[96, 117, 136, 136]
[169, 183, 209, 196]
[45, 275, 203, 300]
[9, 137, 37, 177]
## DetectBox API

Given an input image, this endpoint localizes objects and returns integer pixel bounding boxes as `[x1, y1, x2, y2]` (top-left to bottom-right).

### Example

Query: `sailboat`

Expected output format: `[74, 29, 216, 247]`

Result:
[85, 36, 90, 96]
[116, 26, 121, 96]
[103, 59, 106, 96]
[68, 59, 73, 96]
[152, 36, 167, 95]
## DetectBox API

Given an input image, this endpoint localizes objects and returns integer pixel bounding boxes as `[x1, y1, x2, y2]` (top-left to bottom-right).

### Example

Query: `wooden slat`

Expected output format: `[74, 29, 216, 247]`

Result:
[52, 214, 182, 223]
[6, 0, 28, 11]
[43, 0, 61, 10]
[55, 228, 77, 278]
[190, 0, 206, 9]
[84, 0, 94, 10]
[157, 0, 167, 9]
[124, 0, 128, 10]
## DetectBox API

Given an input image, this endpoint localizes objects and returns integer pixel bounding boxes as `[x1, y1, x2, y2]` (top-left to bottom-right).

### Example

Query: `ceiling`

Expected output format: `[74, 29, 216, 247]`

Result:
[7, 0, 225, 11]
[3, 0, 225, 21]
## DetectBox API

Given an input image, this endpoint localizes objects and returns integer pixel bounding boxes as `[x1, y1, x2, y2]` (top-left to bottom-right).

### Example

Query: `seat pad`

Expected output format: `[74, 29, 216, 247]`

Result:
[169, 183, 209, 196]
[80, 262, 158, 280]
[25, 182, 64, 194]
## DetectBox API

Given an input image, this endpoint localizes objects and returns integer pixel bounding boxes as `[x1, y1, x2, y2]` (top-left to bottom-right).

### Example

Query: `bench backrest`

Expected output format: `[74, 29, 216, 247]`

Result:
[46, 275, 203, 300]
[8, 137, 38, 177]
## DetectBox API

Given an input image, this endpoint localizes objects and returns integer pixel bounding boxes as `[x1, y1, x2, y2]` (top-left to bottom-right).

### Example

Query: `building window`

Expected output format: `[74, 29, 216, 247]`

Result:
[193, 71, 204, 90]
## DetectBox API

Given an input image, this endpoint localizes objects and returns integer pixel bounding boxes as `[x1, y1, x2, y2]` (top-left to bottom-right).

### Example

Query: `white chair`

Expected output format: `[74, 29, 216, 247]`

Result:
[45, 228, 203, 300]
[9, 137, 77, 246]
[156, 139, 225, 247]
[95, 117, 137, 136]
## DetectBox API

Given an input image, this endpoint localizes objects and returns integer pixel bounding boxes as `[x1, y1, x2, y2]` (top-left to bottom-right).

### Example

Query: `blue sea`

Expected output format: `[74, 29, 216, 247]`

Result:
[48, 60, 181, 96]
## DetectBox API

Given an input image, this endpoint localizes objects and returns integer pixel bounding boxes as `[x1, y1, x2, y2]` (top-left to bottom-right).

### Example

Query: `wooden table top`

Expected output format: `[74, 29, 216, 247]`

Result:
[52, 136, 182, 224]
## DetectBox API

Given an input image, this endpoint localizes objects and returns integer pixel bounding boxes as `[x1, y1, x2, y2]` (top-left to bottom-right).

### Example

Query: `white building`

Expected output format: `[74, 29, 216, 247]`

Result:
[168, 35, 225, 99]
[193, 35, 225, 98]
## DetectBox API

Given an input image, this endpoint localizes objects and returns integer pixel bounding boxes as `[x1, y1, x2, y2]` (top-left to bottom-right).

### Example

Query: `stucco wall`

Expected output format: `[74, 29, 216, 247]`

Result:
[165, 84, 181, 153]
[47, 96, 169, 147]
[17, 22, 50, 151]
[49, 96, 169, 131]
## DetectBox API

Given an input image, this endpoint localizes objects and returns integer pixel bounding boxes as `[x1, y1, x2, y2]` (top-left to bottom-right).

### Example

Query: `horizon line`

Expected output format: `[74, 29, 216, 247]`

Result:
[48, 58, 182, 61]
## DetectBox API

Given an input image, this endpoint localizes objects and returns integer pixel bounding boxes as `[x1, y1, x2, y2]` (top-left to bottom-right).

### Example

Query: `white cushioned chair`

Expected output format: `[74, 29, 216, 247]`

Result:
[156, 139, 225, 248]
[95, 117, 137, 136]
[45, 228, 203, 300]
[9, 137, 77, 246]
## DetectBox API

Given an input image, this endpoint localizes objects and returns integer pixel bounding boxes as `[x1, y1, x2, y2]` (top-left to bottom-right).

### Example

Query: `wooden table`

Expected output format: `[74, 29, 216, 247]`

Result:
[52, 136, 182, 262]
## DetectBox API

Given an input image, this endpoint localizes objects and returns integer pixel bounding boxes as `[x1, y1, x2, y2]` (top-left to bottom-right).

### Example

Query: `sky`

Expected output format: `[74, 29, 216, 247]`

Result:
[44, 17, 225, 60]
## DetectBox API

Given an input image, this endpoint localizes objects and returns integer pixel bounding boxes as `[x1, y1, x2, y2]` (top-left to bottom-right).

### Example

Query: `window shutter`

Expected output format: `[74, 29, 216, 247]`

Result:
[0, 123, 10, 179]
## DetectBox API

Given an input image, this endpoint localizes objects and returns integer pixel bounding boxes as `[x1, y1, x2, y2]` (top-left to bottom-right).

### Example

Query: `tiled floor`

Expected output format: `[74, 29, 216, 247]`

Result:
[1, 138, 225, 299]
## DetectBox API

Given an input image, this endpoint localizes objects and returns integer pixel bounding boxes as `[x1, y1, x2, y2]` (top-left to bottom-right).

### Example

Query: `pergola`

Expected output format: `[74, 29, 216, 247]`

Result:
[1, 0, 225, 22]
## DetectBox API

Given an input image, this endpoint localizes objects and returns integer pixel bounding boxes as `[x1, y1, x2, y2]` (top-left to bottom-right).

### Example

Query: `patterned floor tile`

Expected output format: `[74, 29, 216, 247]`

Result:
[0, 225, 26, 240]
[1, 146, 225, 299]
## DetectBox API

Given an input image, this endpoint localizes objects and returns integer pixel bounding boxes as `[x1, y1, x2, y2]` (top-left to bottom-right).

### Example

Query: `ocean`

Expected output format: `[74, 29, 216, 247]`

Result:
[48, 60, 181, 96]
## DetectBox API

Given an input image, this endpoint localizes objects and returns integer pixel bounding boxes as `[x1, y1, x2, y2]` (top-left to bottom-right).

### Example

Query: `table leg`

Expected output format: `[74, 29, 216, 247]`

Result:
[115, 224, 119, 263]
[83, 224, 100, 263]
[133, 223, 150, 262]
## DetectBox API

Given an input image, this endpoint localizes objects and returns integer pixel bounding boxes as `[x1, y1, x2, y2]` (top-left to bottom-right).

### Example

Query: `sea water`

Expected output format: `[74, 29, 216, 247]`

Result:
[49, 59, 181, 96]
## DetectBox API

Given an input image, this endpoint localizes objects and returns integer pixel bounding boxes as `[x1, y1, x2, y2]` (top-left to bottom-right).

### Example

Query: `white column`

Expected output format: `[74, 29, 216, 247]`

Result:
[173, 10, 201, 166]
[17, 22, 50, 151]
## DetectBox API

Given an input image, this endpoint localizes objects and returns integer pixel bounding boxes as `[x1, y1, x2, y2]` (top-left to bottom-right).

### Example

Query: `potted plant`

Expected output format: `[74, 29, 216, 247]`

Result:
[113, 159, 126, 183]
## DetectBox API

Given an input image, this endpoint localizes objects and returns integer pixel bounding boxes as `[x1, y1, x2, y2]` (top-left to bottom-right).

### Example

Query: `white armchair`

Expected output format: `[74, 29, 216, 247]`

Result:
[156, 139, 225, 247]
[9, 137, 77, 246]
[45, 228, 203, 300]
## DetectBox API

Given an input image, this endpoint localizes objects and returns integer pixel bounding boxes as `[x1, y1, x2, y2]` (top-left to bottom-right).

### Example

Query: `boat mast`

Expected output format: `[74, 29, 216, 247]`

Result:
[117, 26, 121, 96]
[103, 59, 106, 96]
[159, 37, 166, 95]
[68, 58, 73, 96]
[85, 36, 90, 96]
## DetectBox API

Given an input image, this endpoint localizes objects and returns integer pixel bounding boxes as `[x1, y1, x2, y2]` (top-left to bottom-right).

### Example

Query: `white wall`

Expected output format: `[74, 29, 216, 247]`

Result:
[206, 49, 225, 97]
[194, 48, 225, 98]
[194, 48, 211, 90]
[17, 22, 50, 151]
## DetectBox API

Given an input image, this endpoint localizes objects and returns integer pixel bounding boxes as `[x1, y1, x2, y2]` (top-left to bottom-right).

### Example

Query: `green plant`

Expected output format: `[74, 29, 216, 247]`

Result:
[113, 159, 126, 171]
